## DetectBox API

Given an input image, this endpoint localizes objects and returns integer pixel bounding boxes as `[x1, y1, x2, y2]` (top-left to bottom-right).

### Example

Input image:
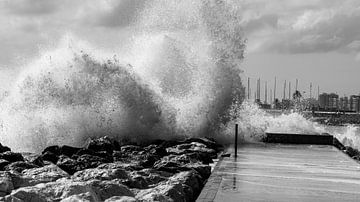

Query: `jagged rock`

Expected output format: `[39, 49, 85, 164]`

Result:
[41, 151, 59, 164]
[56, 155, 78, 175]
[57, 154, 111, 175]
[61, 192, 95, 202]
[345, 146, 359, 157]
[20, 164, 69, 187]
[5, 178, 134, 201]
[105, 196, 137, 202]
[144, 144, 168, 157]
[136, 171, 203, 202]
[183, 137, 222, 152]
[0, 152, 24, 163]
[85, 136, 120, 154]
[42, 145, 60, 156]
[167, 142, 217, 158]
[0, 143, 11, 154]
[0, 160, 10, 171]
[124, 169, 170, 189]
[97, 162, 143, 172]
[0, 171, 14, 197]
[120, 145, 142, 153]
[5, 161, 38, 173]
[72, 167, 128, 181]
[22, 153, 45, 167]
[60, 145, 81, 157]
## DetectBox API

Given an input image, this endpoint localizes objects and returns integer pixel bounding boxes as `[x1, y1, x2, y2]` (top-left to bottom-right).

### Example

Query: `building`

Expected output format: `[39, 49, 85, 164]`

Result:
[350, 95, 360, 112]
[339, 97, 349, 111]
[319, 93, 339, 110]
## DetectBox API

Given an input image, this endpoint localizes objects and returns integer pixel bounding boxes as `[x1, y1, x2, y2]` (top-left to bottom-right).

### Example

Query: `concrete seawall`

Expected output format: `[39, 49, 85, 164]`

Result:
[197, 133, 360, 202]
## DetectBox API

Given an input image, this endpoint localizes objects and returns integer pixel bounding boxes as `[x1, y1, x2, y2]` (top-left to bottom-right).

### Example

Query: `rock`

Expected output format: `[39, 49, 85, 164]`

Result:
[183, 137, 222, 152]
[0, 143, 11, 154]
[97, 162, 143, 172]
[0, 171, 14, 197]
[60, 145, 81, 157]
[72, 167, 128, 181]
[61, 192, 96, 202]
[22, 153, 45, 167]
[42, 145, 60, 156]
[120, 145, 142, 153]
[144, 144, 167, 157]
[41, 151, 59, 164]
[167, 142, 217, 159]
[56, 155, 78, 175]
[6, 178, 134, 201]
[124, 169, 170, 189]
[20, 164, 69, 187]
[85, 136, 120, 154]
[345, 146, 359, 157]
[105, 196, 137, 202]
[136, 171, 203, 202]
[0, 160, 10, 171]
[57, 154, 110, 175]
[0, 152, 24, 163]
[5, 161, 38, 173]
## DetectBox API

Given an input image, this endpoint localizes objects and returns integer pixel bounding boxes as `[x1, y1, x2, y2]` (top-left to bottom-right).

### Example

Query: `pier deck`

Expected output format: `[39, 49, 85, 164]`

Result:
[197, 143, 360, 202]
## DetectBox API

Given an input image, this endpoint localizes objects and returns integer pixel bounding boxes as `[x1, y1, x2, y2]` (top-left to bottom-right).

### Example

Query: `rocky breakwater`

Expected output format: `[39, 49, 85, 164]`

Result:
[0, 136, 222, 201]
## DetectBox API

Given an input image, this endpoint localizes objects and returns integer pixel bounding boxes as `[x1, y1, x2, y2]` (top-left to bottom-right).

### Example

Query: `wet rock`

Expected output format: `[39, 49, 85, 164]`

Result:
[61, 192, 95, 202]
[5, 161, 38, 173]
[0, 144, 11, 154]
[183, 137, 222, 152]
[41, 151, 59, 164]
[72, 167, 128, 181]
[136, 171, 203, 202]
[167, 142, 217, 159]
[60, 145, 81, 157]
[20, 164, 69, 187]
[345, 146, 359, 157]
[0, 160, 10, 171]
[22, 153, 45, 167]
[124, 169, 170, 189]
[56, 155, 78, 175]
[0, 171, 14, 197]
[5, 178, 134, 201]
[57, 154, 111, 175]
[105, 196, 137, 202]
[85, 136, 120, 154]
[0, 152, 24, 163]
[42, 145, 60, 156]
[97, 162, 143, 172]
[120, 145, 142, 153]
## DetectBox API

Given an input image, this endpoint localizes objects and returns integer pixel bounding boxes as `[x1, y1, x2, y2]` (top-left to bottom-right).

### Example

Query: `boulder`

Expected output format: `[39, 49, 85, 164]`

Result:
[20, 164, 69, 187]
[84, 136, 120, 154]
[0, 160, 10, 171]
[0, 152, 24, 163]
[57, 154, 110, 175]
[5, 178, 134, 201]
[136, 171, 203, 202]
[41, 151, 59, 164]
[72, 167, 128, 181]
[5, 161, 38, 173]
[0, 143, 11, 154]
[0, 171, 14, 197]
[105, 196, 137, 202]
[61, 192, 95, 202]
[60, 145, 81, 157]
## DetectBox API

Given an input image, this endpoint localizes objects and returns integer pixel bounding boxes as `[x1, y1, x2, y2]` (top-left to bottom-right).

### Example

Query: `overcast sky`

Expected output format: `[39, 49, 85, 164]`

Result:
[0, 0, 359, 97]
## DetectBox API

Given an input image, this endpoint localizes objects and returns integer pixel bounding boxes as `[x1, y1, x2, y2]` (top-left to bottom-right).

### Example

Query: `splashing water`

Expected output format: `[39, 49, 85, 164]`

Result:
[1, 0, 359, 152]
[0, 0, 246, 152]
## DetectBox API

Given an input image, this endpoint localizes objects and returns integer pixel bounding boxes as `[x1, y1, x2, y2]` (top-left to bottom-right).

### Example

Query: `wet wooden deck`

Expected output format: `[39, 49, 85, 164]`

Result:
[197, 143, 360, 202]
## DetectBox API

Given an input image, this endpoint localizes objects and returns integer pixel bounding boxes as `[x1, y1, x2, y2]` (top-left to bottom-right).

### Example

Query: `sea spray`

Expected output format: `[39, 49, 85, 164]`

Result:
[0, 0, 246, 152]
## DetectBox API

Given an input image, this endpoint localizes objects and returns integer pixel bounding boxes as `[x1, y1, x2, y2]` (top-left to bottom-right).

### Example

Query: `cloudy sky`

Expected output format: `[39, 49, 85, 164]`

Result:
[0, 0, 360, 97]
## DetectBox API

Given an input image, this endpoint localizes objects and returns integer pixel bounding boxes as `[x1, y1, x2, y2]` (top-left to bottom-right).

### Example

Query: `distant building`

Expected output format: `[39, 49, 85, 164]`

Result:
[350, 95, 360, 112]
[319, 93, 339, 110]
[339, 97, 349, 111]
